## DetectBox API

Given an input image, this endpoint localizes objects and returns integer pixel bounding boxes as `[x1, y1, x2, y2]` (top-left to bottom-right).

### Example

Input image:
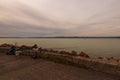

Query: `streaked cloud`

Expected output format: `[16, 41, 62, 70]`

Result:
[0, 0, 120, 37]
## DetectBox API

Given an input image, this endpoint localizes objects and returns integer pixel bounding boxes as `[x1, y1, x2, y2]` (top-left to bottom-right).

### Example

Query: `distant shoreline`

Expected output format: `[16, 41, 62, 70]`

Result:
[0, 37, 120, 39]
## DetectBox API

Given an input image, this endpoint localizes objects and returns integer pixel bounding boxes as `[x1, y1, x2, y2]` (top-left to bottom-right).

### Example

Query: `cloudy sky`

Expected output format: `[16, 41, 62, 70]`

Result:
[0, 0, 120, 37]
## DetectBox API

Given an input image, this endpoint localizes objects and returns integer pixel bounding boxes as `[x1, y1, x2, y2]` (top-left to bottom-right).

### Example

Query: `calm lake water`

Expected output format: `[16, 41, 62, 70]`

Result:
[0, 38, 120, 58]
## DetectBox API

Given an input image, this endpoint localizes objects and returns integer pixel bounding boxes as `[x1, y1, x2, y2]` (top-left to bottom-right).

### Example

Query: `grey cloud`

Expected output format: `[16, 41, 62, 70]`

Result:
[0, 21, 66, 37]
[0, 0, 120, 37]
[14, 3, 51, 22]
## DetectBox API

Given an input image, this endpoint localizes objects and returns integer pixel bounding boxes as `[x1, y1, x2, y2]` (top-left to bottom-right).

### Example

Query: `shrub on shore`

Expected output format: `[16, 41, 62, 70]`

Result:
[0, 43, 13, 47]
[78, 51, 90, 58]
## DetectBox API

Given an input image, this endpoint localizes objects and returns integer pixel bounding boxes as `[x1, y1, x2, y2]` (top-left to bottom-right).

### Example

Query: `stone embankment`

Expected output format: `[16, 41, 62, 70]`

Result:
[0, 43, 120, 76]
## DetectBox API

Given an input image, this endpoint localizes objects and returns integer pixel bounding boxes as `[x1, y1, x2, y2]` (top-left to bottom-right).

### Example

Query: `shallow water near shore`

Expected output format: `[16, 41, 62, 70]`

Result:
[0, 38, 120, 58]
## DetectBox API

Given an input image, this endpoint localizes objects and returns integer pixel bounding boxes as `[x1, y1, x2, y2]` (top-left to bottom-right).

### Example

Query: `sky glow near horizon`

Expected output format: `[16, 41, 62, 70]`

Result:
[0, 0, 120, 37]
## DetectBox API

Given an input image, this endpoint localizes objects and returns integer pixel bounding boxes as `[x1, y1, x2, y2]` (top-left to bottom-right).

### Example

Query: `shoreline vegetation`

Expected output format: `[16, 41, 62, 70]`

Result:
[0, 43, 120, 76]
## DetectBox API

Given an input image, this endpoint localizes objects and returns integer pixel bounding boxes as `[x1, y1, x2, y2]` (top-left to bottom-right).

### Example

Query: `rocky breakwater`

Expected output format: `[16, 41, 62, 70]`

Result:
[0, 43, 120, 76]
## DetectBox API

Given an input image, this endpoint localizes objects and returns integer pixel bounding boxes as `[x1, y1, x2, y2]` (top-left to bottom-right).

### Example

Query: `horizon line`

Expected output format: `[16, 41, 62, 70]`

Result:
[0, 36, 120, 38]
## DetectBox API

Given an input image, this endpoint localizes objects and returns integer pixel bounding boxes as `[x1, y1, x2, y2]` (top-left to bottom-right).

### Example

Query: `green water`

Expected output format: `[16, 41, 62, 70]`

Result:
[0, 38, 120, 58]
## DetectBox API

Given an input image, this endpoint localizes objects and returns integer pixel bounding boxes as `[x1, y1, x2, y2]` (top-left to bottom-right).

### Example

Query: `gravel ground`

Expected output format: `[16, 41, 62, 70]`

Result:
[0, 53, 120, 80]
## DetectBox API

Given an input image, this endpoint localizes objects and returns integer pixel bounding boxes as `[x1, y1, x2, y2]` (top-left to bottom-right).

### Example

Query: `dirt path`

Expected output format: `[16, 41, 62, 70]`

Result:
[0, 53, 119, 80]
